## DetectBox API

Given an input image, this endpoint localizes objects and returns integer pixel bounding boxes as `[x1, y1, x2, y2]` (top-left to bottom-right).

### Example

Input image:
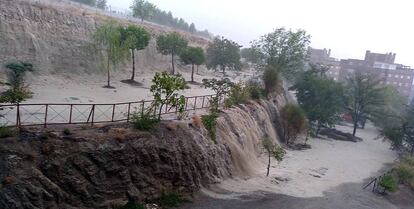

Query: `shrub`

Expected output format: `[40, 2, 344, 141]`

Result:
[224, 82, 250, 108]
[247, 79, 266, 100]
[0, 126, 12, 138]
[394, 164, 414, 184]
[152, 192, 186, 208]
[202, 113, 219, 143]
[118, 201, 145, 209]
[263, 65, 280, 95]
[280, 104, 306, 144]
[131, 112, 160, 131]
[0, 88, 32, 104]
[379, 174, 398, 192]
[63, 128, 71, 136]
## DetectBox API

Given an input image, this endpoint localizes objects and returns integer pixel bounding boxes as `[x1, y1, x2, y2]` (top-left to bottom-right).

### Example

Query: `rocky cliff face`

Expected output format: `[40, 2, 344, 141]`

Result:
[0, 94, 290, 209]
[0, 0, 210, 74]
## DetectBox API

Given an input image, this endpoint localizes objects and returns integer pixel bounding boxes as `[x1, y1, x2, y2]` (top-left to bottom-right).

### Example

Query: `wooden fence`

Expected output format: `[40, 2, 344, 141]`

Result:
[0, 94, 221, 127]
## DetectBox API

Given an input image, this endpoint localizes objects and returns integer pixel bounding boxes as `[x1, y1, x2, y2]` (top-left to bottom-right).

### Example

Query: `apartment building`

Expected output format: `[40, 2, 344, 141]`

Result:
[307, 47, 341, 81]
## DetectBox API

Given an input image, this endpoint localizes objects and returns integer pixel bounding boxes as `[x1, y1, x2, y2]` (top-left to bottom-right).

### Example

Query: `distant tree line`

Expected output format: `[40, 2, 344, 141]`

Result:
[130, 0, 213, 39]
[70, 0, 107, 9]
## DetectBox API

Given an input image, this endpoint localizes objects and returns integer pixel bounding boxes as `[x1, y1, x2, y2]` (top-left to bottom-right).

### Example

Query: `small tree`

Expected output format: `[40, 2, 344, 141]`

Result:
[131, 0, 157, 22]
[180, 46, 205, 82]
[202, 78, 234, 112]
[206, 37, 242, 73]
[262, 138, 286, 176]
[263, 64, 280, 95]
[240, 47, 265, 68]
[156, 32, 188, 75]
[92, 21, 129, 88]
[150, 72, 186, 119]
[280, 104, 306, 144]
[252, 28, 310, 81]
[0, 62, 33, 103]
[344, 71, 386, 136]
[189, 23, 196, 34]
[120, 25, 151, 81]
[292, 66, 344, 136]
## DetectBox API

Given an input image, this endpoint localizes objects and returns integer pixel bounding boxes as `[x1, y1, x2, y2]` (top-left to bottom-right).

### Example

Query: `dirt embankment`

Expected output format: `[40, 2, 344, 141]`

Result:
[0, 95, 289, 209]
[0, 0, 210, 75]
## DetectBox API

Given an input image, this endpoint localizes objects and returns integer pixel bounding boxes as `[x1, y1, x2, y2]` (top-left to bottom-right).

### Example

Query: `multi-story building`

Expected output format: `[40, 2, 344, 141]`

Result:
[307, 47, 341, 81]
[339, 50, 414, 101]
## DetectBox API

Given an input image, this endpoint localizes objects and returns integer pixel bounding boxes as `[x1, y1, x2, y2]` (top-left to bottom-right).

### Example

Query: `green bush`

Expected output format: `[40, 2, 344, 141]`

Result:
[118, 201, 145, 209]
[280, 104, 306, 144]
[379, 174, 398, 192]
[394, 164, 414, 184]
[247, 80, 266, 100]
[63, 128, 71, 136]
[202, 113, 218, 143]
[0, 88, 32, 104]
[224, 83, 250, 108]
[152, 192, 186, 208]
[131, 112, 160, 131]
[0, 126, 12, 138]
[263, 65, 280, 95]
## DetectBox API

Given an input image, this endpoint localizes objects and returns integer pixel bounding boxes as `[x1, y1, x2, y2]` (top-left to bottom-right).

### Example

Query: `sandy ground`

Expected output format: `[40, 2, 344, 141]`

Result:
[24, 67, 254, 104]
[202, 123, 397, 199]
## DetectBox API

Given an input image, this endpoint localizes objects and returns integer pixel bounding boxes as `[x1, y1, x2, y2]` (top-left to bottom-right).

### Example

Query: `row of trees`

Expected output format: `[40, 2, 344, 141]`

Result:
[70, 0, 107, 9]
[130, 0, 212, 38]
[91, 21, 246, 86]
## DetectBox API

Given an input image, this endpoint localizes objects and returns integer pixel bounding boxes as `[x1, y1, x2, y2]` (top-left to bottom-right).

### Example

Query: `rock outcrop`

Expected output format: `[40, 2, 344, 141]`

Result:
[0, 95, 290, 209]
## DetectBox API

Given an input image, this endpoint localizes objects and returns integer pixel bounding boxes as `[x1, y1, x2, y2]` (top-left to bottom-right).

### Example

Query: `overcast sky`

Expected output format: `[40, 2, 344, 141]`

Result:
[108, 0, 414, 67]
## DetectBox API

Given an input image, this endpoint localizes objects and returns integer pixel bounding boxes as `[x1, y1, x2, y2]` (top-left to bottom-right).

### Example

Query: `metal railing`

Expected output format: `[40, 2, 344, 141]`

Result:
[362, 169, 394, 193]
[0, 94, 221, 127]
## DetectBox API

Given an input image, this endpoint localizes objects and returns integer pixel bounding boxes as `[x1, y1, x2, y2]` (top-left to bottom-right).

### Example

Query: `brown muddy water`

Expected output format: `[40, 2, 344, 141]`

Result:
[180, 182, 414, 209]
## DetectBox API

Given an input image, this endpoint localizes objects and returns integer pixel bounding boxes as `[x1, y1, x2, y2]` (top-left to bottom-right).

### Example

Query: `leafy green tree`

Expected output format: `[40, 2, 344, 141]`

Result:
[156, 32, 188, 75]
[179, 46, 205, 82]
[263, 64, 280, 95]
[95, 0, 107, 9]
[150, 72, 186, 119]
[206, 37, 242, 73]
[0, 62, 33, 103]
[189, 23, 196, 34]
[252, 28, 310, 81]
[280, 104, 306, 144]
[92, 21, 129, 88]
[262, 138, 286, 176]
[120, 25, 151, 81]
[202, 78, 234, 112]
[131, 0, 157, 22]
[240, 47, 264, 67]
[292, 66, 344, 136]
[344, 71, 386, 136]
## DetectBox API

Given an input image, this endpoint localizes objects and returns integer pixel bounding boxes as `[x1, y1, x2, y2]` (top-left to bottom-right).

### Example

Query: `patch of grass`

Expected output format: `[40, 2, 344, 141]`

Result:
[131, 112, 160, 131]
[63, 128, 71, 136]
[152, 192, 187, 208]
[379, 174, 398, 192]
[0, 126, 13, 138]
[201, 113, 218, 143]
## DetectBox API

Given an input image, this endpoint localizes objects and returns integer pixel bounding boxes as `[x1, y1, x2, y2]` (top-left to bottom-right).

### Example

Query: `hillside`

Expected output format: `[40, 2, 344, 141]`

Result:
[0, 0, 210, 75]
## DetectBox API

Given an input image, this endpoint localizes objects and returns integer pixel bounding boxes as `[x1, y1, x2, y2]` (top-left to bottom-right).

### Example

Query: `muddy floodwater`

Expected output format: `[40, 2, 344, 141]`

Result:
[180, 182, 414, 209]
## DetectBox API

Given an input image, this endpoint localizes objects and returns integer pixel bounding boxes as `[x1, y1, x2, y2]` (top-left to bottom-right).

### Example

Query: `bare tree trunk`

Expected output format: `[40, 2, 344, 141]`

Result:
[352, 121, 358, 136]
[266, 151, 271, 177]
[191, 63, 195, 82]
[171, 53, 175, 75]
[196, 65, 199, 74]
[131, 49, 135, 81]
[107, 57, 110, 87]
[411, 144, 414, 156]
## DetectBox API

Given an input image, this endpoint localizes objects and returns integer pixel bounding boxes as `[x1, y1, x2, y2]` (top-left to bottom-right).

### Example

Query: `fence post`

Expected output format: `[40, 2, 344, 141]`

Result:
[201, 96, 205, 108]
[185, 97, 189, 111]
[91, 104, 95, 126]
[141, 101, 145, 116]
[16, 103, 20, 128]
[111, 104, 116, 122]
[69, 104, 73, 124]
[372, 178, 377, 192]
[127, 102, 131, 122]
[194, 96, 197, 110]
[44, 104, 48, 128]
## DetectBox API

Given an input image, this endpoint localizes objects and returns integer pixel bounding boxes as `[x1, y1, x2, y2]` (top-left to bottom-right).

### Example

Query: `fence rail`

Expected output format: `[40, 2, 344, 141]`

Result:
[0, 94, 221, 127]
[362, 169, 394, 193]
